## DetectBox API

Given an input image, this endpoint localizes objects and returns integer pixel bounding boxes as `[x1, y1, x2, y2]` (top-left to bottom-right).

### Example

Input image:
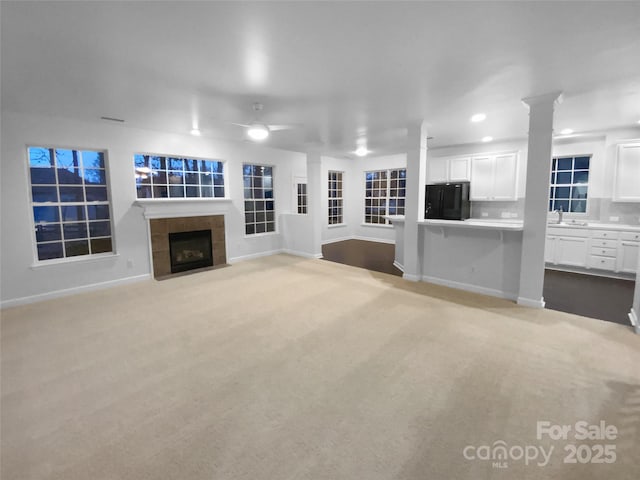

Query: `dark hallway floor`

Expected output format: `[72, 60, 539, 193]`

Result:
[322, 239, 635, 326]
[543, 269, 634, 326]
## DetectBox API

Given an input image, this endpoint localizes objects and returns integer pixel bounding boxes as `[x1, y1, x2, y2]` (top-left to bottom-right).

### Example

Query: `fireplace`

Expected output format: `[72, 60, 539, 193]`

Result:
[168, 229, 213, 273]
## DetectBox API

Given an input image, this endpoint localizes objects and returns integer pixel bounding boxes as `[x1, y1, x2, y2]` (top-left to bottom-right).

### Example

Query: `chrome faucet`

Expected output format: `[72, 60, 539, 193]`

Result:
[554, 206, 564, 224]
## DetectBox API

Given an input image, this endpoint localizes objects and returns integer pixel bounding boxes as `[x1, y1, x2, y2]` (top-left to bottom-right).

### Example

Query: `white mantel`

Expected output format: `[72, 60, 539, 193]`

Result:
[134, 199, 233, 220]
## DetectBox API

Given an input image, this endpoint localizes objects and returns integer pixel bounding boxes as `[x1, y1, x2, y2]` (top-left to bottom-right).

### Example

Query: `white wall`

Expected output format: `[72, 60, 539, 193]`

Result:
[0, 111, 305, 305]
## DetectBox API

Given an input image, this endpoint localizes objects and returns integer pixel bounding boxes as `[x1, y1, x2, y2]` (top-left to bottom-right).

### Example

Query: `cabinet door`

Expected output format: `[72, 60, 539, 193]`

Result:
[613, 144, 640, 202]
[427, 157, 448, 183]
[617, 241, 639, 273]
[556, 236, 588, 267]
[492, 153, 518, 200]
[545, 236, 557, 263]
[449, 157, 471, 181]
[470, 156, 494, 200]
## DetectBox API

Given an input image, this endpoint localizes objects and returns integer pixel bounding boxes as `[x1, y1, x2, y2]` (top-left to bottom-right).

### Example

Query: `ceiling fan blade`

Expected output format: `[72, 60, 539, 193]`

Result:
[268, 124, 299, 131]
[231, 123, 253, 128]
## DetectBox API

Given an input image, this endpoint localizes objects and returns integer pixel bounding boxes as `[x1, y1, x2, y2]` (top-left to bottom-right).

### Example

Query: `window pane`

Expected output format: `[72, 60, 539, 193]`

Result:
[136, 185, 152, 198]
[570, 200, 586, 213]
[555, 186, 570, 199]
[186, 186, 199, 197]
[30, 167, 56, 184]
[150, 156, 166, 171]
[63, 222, 88, 239]
[573, 171, 589, 184]
[83, 168, 106, 185]
[571, 186, 588, 199]
[185, 173, 199, 185]
[33, 206, 59, 223]
[89, 221, 111, 237]
[59, 186, 84, 202]
[32, 186, 58, 203]
[85, 187, 108, 201]
[200, 173, 213, 185]
[214, 187, 225, 197]
[574, 157, 590, 169]
[29, 147, 52, 167]
[201, 186, 213, 197]
[61, 205, 86, 221]
[87, 205, 110, 220]
[90, 237, 112, 254]
[555, 199, 569, 212]
[57, 168, 83, 184]
[65, 240, 89, 257]
[168, 185, 185, 197]
[82, 151, 105, 169]
[37, 242, 63, 260]
[35, 223, 61, 242]
[168, 157, 184, 170]
[556, 172, 572, 184]
[557, 158, 572, 170]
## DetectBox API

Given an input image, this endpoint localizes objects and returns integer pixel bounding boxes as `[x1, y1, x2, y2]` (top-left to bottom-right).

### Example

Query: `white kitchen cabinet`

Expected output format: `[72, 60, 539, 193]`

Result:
[470, 152, 518, 201]
[426, 156, 470, 183]
[613, 143, 640, 202]
[426, 157, 448, 183]
[545, 226, 639, 275]
[556, 236, 588, 267]
[449, 157, 471, 181]
[545, 236, 557, 263]
[618, 241, 639, 274]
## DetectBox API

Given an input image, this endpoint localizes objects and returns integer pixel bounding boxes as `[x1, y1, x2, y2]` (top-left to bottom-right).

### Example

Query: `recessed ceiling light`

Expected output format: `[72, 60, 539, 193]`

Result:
[247, 124, 269, 141]
[190, 128, 201, 136]
[637, 119, 640, 124]
[560, 128, 573, 135]
[471, 113, 486, 123]
[481, 136, 493, 143]
[355, 146, 369, 157]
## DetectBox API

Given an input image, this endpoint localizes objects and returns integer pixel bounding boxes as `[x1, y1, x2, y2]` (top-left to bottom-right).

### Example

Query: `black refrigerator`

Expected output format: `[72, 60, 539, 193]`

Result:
[425, 182, 471, 220]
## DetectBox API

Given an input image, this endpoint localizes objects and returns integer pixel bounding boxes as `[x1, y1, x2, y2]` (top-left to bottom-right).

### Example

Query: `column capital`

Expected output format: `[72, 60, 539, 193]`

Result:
[521, 91, 563, 110]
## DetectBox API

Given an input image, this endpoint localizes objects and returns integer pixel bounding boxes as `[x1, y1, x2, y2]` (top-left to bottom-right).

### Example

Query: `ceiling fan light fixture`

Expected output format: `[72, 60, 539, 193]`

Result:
[355, 146, 369, 157]
[247, 124, 269, 141]
[190, 128, 201, 136]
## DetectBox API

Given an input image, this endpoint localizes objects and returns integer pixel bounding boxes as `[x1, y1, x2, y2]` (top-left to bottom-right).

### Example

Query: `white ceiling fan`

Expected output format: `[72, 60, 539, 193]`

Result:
[232, 102, 298, 141]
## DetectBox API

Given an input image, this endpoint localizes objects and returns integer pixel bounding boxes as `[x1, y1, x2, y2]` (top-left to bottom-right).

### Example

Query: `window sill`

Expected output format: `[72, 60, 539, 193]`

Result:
[244, 231, 279, 238]
[360, 223, 394, 228]
[30, 253, 120, 269]
[328, 223, 347, 228]
[134, 198, 232, 205]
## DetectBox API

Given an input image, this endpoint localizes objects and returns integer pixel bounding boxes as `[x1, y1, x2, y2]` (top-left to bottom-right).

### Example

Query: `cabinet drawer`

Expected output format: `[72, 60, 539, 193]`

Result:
[588, 255, 616, 271]
[621, 231, 640, 242]
[590, 230, 619, 240]
[591, 238, 617, 248]
[590, 246, 617, 257]
[547, 227, 588, 238]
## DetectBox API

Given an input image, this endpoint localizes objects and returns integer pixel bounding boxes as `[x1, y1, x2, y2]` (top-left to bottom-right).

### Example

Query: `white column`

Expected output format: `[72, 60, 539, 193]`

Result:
[402, 121, 428, 281]
[306, 148, 323, 258]
[630, 252, 640, 334]
[518, 92, 563, 308]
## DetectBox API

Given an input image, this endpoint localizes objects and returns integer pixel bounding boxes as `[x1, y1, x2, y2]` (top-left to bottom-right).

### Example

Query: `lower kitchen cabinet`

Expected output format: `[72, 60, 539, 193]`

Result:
[546, 226, 639, 275]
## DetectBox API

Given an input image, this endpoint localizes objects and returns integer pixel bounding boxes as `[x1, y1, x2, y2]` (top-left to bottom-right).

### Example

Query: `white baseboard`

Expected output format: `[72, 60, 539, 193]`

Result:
[1, 273, 151, 309]
[393, 260, 405, 272]
[422, 275, 518, 301]
[321, 235, 354, 245]
[517, 296, 546, 308]
[629, 308, 639, 334]
[353, 235, 395, 245]
[403, 273, 421, 282]
[282, 249, 323, 259]
[228, 249, 285, 264]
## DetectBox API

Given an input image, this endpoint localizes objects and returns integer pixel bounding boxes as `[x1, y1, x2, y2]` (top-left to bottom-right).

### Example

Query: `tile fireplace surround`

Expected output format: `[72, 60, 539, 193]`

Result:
[149, 215, 226, 278]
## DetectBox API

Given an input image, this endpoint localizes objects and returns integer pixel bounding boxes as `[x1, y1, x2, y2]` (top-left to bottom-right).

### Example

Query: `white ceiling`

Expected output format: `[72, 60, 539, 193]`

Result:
[2, 1, 640, 157]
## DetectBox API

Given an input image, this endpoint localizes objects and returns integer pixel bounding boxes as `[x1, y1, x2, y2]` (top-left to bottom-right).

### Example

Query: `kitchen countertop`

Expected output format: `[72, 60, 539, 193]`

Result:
[419, 219, 524, 231]
[547, 222, 640, 232]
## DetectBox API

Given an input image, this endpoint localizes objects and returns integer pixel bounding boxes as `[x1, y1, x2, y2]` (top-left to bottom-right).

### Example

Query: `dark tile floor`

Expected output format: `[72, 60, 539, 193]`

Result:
[322, 239, 635, 326]
[543, 269, 634, 326]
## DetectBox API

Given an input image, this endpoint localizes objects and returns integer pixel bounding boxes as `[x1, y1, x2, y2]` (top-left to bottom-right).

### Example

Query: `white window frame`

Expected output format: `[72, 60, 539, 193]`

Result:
[364, 168, 406, 225]
[133, 153, 228, 200]
[26, 145, 115, 264]
[243, 163, 276, 236]
[549, 155, 591, 215]
[328, 171, 344, 225]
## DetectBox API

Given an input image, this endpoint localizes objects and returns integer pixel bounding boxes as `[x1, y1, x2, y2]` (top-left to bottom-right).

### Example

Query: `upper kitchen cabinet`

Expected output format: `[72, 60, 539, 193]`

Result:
[470, 152, 518, 201]
[613, 143, 640, 202]
[426, 156, 471, 183]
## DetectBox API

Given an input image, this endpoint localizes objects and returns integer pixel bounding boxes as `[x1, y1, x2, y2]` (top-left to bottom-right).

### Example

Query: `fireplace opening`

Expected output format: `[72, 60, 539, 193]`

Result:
[168, 229, 213, 273]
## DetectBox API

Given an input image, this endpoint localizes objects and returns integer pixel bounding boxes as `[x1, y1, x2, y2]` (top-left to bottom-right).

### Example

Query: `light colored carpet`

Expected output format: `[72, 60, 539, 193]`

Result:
[1, 254, 639, 479]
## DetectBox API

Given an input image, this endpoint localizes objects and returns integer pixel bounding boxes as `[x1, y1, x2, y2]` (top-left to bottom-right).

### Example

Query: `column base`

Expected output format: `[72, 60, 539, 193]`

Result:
[517, 296, 546, 308]
[629, 308, 639, 334]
